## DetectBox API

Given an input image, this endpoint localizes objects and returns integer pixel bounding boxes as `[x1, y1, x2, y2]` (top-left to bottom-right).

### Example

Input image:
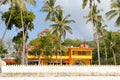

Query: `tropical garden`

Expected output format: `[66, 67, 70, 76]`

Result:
[0, 0, 120, 65]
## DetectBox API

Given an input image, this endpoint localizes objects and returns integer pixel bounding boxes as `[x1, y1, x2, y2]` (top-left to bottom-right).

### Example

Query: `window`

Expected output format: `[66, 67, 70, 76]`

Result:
[78, 51, 86, 55]
[72, 51, 88, 56]
[72, 51, 78, 55]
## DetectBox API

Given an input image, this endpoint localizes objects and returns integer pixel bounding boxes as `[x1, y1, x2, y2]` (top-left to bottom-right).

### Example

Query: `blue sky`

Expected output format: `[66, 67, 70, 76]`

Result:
[0, 0, 120, 42]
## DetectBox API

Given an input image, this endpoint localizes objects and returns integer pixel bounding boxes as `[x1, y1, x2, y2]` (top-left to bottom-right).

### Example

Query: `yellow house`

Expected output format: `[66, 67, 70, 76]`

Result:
[27, 44, 92, 65]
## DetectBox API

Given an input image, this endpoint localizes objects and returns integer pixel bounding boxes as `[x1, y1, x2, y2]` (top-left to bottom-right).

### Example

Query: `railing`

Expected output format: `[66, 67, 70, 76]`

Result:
[1, 65, 120, 75]
[71, 55, 92, 59]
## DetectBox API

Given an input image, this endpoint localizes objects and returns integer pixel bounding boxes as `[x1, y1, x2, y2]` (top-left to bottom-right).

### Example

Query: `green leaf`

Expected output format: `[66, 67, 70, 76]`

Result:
[28, 0, 36, 6]
[106, 10, 116, 17]
[86, 18, 91, 24]
[115, 16, 120, 26]
[97, 0, 100, 3]
[111, 2, 118, 9]
[82, 0, 88, 9]
[45, 12, 51, 21]
[108, 12, 117, 21]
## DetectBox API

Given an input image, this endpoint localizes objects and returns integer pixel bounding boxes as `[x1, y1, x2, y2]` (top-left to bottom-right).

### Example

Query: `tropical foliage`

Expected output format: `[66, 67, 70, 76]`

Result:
[41, 0, 61, 21]
[106, 0, 120, 26]
[51, 9, 75, 41]
[63, 38, 82, 47]
[29, 30, 61, 65]
[1, 0, 120, 65]
[83, 0, 102, 65]
[2, 6, 35, 64]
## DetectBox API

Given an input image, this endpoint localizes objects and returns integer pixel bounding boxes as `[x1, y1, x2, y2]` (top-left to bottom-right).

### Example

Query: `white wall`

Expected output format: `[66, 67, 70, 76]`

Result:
[1, 65, 120, 75]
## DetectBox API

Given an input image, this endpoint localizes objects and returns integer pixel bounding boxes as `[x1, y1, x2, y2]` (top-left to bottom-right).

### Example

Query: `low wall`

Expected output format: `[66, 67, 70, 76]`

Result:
[1, 65, 120, 76]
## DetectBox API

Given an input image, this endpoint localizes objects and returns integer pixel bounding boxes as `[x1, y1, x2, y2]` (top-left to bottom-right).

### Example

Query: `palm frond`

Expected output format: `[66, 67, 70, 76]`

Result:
[111, 2, 118, 9]
[63, 14, 71, 20]
[50, 0, 55, 7]
[27, 0, 36, 6]
[106, 10, 116, 18]
[50, 24, 58, 27]
[94, 15, 102, 23]
[115, 16, 120, 26]
[82, 0, 88, 9]
[40, 9, 49, 12]
[97, 0, 100, 3]
[45, 12, 51, 21]
[106, 10, 117, 21]
[64, 20, 75, 24]
[15, 0, 26, 11]
[107, 12, 117, 21]
[58, 9, 63, 21]
[55, 5, 61, 11]
[52, 29, 58, 36]
[86, 18, 91, 24]
[64, 25, 72, 34]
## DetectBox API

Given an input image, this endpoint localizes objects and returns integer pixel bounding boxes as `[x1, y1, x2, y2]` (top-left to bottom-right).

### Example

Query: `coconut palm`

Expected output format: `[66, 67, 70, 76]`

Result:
[106, 32, 117, 65]
[51, 9, 75, 40]
[82, 0, 100, 9]
[97, 23, 108, 64]
[106, 0, 120, 26]
[51, 9, 75, 65]
[0, 0, 14, 44]
[41, 0, 61, 21]
[84, 4, 103, 65]
[82, 0, 101, 65]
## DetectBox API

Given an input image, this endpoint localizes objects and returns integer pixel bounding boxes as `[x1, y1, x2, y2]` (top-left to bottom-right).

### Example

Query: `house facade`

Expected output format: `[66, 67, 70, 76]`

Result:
[27, 44, 92, 65]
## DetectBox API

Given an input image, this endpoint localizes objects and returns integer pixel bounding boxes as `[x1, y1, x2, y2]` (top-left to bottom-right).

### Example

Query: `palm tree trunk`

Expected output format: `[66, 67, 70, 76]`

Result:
[96, 31, 101, 65]
[91, 17, 101, 65]
[56, 50, 58, 65]
[49, 56, 52, 65]
[104, 44, 108, 64]
[38, 50, 43, 65]
[90, 2, 101, 65]
[1, 3, 13, 43]
[21, 10, 25, 65]
[111, 48, 117, 65]
[24, 23, 30, 65]
[60, 40, 62, 65]
[38, 55, 41, 65]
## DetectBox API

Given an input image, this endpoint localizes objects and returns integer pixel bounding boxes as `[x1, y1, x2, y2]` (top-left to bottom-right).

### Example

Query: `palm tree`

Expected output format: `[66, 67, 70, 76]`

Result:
[105, 0, 120, 65]
[84, 4, 103, 65]
[41, 0, 61, 21]
[82, 0, 100, 9]
[51, 9, 75, 65]
[106, 32, 117, 65]
[0, 0, 14, 44]
[106, 0, 120, 26]
[97, 23, 108, 64]
[82, 0, 102, 65]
